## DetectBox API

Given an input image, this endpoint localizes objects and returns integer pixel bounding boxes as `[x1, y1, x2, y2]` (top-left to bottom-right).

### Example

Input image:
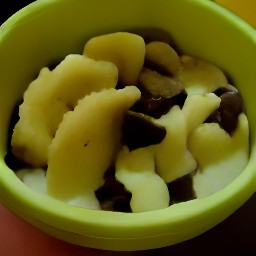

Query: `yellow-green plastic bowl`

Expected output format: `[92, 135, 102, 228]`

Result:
[1, 0, 256, 251]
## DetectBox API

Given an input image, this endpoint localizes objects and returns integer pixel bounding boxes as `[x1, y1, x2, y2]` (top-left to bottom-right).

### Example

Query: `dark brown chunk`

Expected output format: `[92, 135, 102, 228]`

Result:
[122, 111, 166, 150]
[219, 90, 244, 135]
[130, 66, 186, 119]
[205, 88, 244, 135]
[131, 90, 187, 119]
[95, 167, 132, 212]
[168, 173, 196, 205]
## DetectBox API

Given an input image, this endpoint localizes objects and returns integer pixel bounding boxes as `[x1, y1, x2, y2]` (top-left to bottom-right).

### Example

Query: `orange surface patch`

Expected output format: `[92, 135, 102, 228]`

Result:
[215, 0, 256, 28]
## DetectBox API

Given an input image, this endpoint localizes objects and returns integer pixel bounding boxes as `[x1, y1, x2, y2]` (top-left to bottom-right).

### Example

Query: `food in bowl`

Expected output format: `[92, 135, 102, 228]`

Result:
[6, 30, 249, 213]
[1, 0, 256, 251]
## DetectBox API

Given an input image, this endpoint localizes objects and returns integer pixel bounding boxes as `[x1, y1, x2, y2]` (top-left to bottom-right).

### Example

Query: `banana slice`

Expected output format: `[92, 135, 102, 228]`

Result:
[155, 106, 197, 183]
[46, 86, 141, 207]
[11, 54, 118, 167]
[84, 32, 145, 85]
[182, 93, 221, 134]
[188, 113, 249, 171]
[189, 113, 249, 198]
[178, 55, 228, 95]
[115, 146, 170, 213]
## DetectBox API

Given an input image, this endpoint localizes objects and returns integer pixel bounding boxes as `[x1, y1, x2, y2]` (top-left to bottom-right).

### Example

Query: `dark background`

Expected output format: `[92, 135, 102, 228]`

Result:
[0, 0, 36, 25]
[1, 1, 256, 255]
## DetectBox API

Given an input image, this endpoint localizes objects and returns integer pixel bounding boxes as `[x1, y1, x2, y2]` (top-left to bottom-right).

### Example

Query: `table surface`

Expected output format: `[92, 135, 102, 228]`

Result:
[1, 1, 256, 255]
[1, 195, 256, 255]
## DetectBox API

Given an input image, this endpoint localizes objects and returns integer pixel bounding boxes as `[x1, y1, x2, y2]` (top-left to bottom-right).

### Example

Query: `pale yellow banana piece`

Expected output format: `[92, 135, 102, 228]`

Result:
[155, 106, 197, 183]
[84, 32, 145, 85]
[11, 54, 118, 167]
[189, 114, 249, 197]
[115, 146, 170, 213]
[178, 55, 228, 95]
[182, 93, 221, 135]
[47, 86, 141, 208]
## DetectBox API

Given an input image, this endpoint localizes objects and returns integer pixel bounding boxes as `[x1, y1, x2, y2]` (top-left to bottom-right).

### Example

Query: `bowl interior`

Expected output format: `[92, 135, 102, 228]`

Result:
[1, 0, 256, 251]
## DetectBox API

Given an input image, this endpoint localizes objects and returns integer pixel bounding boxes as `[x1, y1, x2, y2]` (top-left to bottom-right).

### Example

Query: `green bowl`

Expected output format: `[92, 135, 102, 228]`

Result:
[1, 0, 256, 251]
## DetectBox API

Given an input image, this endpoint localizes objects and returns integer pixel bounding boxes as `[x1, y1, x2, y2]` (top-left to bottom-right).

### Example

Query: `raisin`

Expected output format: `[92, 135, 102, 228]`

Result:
[168, 173, 196, 205]
[95, 167, 132, 212]
[122, 111, 166, 150]
[131, 90, 187, 119]
[205, 88, 244, 135]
